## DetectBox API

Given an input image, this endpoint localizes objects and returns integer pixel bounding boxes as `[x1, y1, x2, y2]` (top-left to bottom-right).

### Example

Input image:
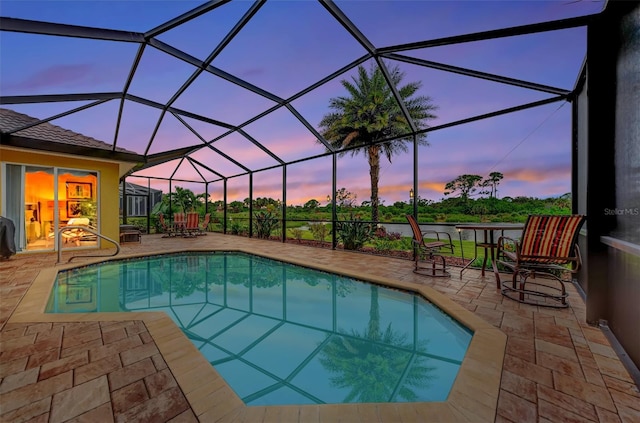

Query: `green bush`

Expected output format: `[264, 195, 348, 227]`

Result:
[254, 210, 279, 239]
[335, 213, 374, 250]
[398, 236, 414, 250]
[230, 220, 245, 235]
[289, 228, 304, 242]
[309, 222, 330, 242]
[372, 237, 396, 252]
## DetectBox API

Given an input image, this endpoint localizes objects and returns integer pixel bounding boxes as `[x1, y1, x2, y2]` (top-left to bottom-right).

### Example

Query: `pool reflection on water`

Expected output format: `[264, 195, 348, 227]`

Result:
[46, 252, 472, 406]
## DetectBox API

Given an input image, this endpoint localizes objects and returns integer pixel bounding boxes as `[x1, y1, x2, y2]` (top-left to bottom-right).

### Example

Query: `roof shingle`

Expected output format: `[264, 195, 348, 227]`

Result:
[0, 108, 136, 154]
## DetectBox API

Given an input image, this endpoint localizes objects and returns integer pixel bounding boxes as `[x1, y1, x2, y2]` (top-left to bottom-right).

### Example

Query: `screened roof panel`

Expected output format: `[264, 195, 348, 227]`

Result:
[0, 0, 204, 32]
[176, 114, 229, 143]
[45, 100, 120, 147]
[155, 1, 253, 63]
[0, 101, 95, 123]
[171, 158, 209, 182]
[131, 160, 181, 179]
[187, 144, 247, 177]
[210, 131, 280, 171]
[0, 0, 605, 203]
[212, 1, 368, 100]
[187, 160, 222, 183]
[0, 32, 136, 96]
[127, 47, 201, 105]
[171, 69, 278, 127]
[336, 0, 603, 48]
[289, 60, 377, 139]
[401, 28, 587, 90]
[148, 112, 205, 155]
[115, 100, 164, 155]
[393, 61, 557, 128]
[241, 107, 326, 164]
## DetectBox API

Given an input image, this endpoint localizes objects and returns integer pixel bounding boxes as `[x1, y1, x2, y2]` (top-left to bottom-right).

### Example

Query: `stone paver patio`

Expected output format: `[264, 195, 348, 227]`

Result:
[1, 233, 638, 422]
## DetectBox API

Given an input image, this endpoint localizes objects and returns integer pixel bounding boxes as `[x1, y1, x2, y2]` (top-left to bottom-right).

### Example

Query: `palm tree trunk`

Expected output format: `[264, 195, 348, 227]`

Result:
[368, 145, 380, 223]
[367, 285, 380, 341]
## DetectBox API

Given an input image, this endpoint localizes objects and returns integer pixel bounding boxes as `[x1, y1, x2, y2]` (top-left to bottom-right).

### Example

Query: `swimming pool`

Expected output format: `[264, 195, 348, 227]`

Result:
[46, 251, 472, 406]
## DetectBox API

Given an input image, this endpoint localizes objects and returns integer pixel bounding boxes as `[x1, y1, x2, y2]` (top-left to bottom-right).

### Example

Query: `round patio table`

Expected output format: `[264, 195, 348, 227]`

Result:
[455, 223, 524, 287]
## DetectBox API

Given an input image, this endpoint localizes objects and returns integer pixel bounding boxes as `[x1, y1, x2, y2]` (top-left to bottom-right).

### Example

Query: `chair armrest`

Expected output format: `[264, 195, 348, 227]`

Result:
[497, 236, 519, 260]
[421, 230, 454, 252]
[421, 230, 452, 242]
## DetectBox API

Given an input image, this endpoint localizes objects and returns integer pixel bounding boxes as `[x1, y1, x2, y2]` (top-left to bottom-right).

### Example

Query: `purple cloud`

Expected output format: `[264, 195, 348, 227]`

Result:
[7, 64, 95, 91]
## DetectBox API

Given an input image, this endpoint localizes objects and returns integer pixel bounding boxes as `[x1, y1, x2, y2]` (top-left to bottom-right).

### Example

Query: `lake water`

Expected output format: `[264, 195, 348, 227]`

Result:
[381, 223, 523, 242]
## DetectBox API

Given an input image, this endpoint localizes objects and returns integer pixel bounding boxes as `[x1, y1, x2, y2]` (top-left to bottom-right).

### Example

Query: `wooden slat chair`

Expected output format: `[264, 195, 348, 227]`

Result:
[197, 213, 211, 236]
[406, 214, 454, 278]
[158, 213, 176, 238]
[184, 212, 200, 237]
[495, 214, 585, 308]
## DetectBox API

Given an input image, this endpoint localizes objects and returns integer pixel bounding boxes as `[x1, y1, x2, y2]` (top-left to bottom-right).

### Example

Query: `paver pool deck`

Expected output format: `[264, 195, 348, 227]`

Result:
[1, 233, 638, 422]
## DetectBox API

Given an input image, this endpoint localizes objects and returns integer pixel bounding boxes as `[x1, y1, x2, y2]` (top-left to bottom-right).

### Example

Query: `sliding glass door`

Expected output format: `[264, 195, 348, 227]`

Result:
[2, 164, 99, 252]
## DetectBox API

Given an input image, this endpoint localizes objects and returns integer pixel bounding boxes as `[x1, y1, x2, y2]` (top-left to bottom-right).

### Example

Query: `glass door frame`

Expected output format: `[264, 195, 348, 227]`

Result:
[1, 162, 100, 253]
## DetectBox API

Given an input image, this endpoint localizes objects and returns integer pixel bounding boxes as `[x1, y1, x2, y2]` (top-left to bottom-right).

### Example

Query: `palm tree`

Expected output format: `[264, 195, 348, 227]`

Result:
[480, 171, 504, 198]
[318, 63, 438, 222]
[170, 187, 207, 213]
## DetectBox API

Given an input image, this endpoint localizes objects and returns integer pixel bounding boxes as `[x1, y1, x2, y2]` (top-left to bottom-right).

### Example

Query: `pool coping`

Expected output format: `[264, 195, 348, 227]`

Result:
[9, 248, 507, 422]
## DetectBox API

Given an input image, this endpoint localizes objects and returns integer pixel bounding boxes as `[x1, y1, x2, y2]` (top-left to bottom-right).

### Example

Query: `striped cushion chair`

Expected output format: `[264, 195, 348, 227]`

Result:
[495, 215, 585, 308]
[184, 212, 200, 237]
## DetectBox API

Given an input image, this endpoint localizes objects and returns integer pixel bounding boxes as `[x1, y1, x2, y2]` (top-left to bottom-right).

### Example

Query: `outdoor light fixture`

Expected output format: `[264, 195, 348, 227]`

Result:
[409, 188, 414, 199]
[327, 195, 331, 203]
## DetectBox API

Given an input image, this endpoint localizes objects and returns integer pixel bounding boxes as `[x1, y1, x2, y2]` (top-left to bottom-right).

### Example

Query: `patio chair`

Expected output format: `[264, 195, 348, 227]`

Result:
[158, 213, 176, 238]
[183, 212, 200, 237]
[173, 212, 187, 236]
[495, 214, 585, 308]
[197, 213, 210, 236]
[406, 214, 454, 278]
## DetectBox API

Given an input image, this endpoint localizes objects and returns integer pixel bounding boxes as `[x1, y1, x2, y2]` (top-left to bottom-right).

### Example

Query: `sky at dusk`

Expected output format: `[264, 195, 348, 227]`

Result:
[0, 0, 605, 205]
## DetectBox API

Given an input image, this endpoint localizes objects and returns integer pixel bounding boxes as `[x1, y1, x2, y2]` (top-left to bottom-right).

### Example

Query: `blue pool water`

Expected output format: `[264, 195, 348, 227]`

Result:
[46, 252, 472, 405]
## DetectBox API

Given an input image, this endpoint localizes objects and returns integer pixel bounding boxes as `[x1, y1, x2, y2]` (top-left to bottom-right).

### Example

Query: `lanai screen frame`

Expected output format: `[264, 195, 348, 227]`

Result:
[0, 1, 600, 246]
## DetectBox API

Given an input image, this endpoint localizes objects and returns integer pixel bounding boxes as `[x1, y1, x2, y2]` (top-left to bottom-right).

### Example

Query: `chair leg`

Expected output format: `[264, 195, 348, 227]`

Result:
[413, 252, 450, 278]
[501, 269, 569, 308]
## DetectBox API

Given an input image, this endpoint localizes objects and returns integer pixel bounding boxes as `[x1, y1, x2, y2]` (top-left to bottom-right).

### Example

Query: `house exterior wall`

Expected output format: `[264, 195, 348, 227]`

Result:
[0, 147, 121, 249]
[578, 1, 640, 373]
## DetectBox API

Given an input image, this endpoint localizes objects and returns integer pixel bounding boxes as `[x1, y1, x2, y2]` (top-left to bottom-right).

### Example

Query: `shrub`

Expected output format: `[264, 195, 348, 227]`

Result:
[230, 220, 245, 235]
[254, 210, 279, 239]
[372, 237, 396, 252]
[309, 222, 329, 242]
[289, 228, 303, 242]
[335, 212, 374, 250]
[372, 229, 403, 252]
[398, 236, 414, 250]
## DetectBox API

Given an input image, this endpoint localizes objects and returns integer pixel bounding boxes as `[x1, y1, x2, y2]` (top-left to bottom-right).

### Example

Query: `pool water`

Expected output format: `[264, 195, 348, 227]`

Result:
[46, 252, 472, 405]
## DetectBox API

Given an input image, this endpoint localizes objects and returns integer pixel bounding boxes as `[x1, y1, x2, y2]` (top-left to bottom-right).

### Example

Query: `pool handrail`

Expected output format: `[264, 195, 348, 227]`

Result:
[56, 225, 121, 264]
